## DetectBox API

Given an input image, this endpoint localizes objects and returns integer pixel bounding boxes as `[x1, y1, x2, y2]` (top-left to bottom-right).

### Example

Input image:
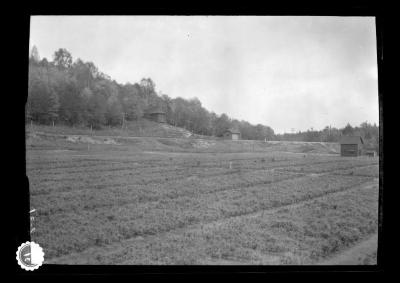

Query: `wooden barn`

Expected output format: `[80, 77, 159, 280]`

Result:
[144, 108, 166, 123]
[223, 128, 241, 140]
[339, 135, 364, 157]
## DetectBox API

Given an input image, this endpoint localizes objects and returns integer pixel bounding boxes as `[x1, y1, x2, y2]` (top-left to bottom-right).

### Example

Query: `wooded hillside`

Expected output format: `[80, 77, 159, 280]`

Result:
[27, 46, 274, 140]
[27, 46, 379, 149]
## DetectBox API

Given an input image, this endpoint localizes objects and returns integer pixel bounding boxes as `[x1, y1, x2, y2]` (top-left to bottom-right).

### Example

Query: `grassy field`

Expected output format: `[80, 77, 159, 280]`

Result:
[26, 129, 379, 265]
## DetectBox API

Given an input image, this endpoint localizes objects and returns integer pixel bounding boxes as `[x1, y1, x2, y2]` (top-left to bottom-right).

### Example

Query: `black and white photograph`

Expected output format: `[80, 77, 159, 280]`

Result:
[25, 16, 381, 266]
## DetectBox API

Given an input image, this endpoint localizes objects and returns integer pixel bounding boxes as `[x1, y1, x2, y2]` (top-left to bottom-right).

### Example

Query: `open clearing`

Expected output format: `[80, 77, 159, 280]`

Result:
[26, 132, 379, 265]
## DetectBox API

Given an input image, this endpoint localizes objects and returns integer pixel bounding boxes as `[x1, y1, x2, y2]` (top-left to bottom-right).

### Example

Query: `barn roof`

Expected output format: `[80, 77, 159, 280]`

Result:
[145, 107, 165, 114]
[224, 128, 241, 134]
[339, 135, 364, 145]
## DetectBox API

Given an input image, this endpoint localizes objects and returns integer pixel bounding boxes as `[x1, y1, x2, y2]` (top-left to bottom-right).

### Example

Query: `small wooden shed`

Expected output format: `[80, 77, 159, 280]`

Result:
[144, 108, 166, 123]
[223, 128, 241, 140]
[339, 135, 364, 157]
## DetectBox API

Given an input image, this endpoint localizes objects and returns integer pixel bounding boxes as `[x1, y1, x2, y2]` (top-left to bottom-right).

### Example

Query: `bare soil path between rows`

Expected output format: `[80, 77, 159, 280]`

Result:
[317, 233, 378, 265]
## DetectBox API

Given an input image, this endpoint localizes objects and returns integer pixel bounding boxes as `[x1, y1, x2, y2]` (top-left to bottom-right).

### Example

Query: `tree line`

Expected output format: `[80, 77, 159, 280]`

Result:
[27, 46, 275, 140]
[275, 122, 379, 150]
[27, 46, 379, 148]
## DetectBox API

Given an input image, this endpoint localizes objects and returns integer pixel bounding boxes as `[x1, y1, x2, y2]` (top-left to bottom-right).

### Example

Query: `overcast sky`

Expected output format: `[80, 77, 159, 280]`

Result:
[29, 16, 379, 134]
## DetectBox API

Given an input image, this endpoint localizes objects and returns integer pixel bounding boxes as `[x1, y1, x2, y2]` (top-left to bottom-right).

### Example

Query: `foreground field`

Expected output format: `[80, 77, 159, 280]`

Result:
[27, 134, 379, 265]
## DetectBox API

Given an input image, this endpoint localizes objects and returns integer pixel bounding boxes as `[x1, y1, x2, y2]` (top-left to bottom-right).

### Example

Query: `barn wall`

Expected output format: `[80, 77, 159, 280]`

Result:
[232, 133, 240, 140]
[223, 133, 231, 139]
[340, 144, 359, 156]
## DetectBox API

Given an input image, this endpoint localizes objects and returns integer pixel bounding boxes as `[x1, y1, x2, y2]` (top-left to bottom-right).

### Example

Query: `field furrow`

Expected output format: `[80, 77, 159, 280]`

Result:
[330, 165, 379, 178]
[47, 180, 378, 265]
[31, 169, 302, 213]
[32, 174, 372, 259]
[27, 141, 379, 265]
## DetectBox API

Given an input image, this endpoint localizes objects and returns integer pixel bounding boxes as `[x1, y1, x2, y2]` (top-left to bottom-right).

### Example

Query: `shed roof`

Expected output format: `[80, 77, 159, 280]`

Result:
[339, 135, 364, 145]
[224, 128, 241, 134]
[145, 107, 165, 114]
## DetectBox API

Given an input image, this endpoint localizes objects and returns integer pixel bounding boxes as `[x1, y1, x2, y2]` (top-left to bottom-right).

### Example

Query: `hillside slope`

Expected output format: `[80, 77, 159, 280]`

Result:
[27, 119, 198, 139]
[26, 123, 340, 154]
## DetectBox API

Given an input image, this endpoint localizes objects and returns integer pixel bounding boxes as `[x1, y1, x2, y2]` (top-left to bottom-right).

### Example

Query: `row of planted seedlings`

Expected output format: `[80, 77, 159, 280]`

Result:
[29, 159, 248, 196]
[329, 164, 379, 178]
[52, 180, 379, 265]
[29, 162, 188, 191]
[197, 155, 358, 171]
[31, 167, 299, 214]
[26, 148, 341, 173]
[28, 153, 320, 195]
[275, 158, 378, 174]
[26, 152, 252, 177]
[26, 154, 181, 172]
[126, 182, 379, 265]
[33, 172, 372, 259]
[27, 152, 206, 183]
[172, 158, 345, 179]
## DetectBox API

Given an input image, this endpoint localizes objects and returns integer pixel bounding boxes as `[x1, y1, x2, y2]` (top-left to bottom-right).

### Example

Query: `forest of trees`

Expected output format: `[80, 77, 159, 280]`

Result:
[27, 46, 275, 140]
[27, 46, 379, 149]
